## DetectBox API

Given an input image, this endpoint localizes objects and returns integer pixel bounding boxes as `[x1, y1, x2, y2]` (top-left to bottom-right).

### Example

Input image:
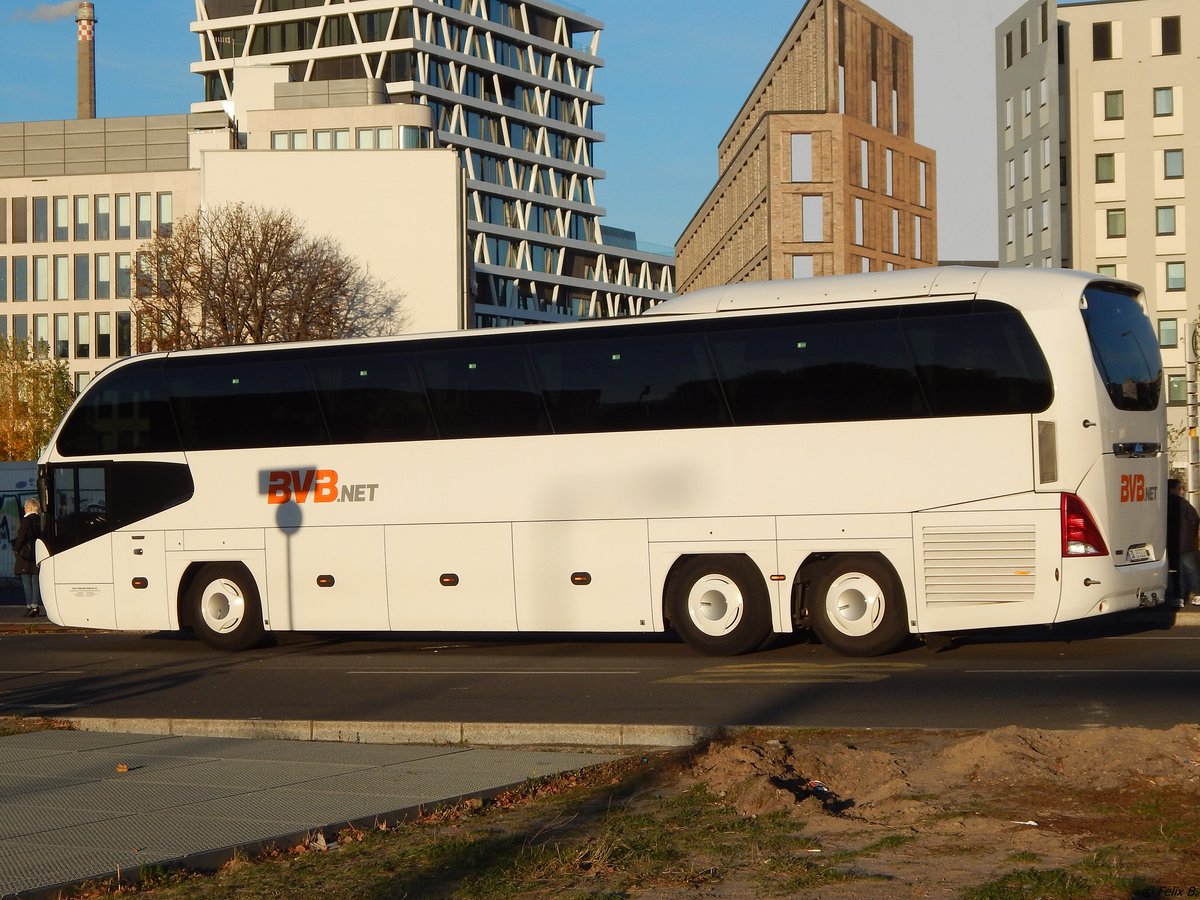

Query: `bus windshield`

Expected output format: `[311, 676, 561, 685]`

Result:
[1081, 283, 1162, 412]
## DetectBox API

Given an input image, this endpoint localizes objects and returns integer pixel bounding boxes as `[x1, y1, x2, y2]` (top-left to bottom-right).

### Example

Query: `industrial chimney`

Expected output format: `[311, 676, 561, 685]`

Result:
[76, 1, 96, 119]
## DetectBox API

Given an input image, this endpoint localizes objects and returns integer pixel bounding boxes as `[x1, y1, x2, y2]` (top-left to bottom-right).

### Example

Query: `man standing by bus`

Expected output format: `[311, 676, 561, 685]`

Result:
[1166, 479, 1200, 608]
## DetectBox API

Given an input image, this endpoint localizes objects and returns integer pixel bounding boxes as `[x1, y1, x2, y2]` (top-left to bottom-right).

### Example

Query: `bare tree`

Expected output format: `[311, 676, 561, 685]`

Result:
[134, 202, 404, 350]
[0, 339, 74, 461]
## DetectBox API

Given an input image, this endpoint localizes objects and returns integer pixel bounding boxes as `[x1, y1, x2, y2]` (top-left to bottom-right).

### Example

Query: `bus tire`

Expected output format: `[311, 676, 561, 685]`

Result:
[188, 564, 265, 652]
[668, 555, 772, 656]
[806, 555, 908, 657]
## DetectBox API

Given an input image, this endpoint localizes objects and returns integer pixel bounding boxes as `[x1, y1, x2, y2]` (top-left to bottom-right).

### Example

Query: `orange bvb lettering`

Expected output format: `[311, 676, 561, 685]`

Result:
[266, 469, 340, 504]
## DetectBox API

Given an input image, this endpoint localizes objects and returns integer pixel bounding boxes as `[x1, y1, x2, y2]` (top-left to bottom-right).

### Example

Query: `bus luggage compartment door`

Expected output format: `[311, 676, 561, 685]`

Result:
[512, 520, 652, 632]
[385, 522, 517, 631]
[112, 531, 171, 630]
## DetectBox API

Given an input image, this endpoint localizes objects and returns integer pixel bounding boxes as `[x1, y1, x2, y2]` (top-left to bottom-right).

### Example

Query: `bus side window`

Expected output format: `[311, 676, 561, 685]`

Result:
[310, 349, 436, 443]
[418, 341, 549, 439]
[166, 354, 327, 450]
[708, 310, 923, 425]
[530, 326, 729, 434]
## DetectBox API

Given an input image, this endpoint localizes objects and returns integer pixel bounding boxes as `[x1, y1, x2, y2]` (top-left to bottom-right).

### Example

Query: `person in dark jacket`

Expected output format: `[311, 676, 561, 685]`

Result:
[12, 497, 41, 617]
[1166, 479, 1200, 608]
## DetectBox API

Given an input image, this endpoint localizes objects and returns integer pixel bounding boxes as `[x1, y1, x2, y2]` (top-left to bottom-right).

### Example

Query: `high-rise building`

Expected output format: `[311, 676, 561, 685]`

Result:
[675, 0, 937, 293]
[191, 0, 675, 325]
[996, 0, 1195, 472]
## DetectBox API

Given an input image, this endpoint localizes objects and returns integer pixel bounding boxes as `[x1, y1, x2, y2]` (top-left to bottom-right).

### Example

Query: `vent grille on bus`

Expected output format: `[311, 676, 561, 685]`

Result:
[922, 524, 1037, 604]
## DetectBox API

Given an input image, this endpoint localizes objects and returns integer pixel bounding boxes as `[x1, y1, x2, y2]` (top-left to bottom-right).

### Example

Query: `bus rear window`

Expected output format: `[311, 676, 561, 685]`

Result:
[1081, 284, 1162, 412]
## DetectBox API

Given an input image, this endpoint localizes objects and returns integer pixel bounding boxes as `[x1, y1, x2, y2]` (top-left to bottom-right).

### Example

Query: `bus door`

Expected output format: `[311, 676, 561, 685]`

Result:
[41, 463, 117, 630]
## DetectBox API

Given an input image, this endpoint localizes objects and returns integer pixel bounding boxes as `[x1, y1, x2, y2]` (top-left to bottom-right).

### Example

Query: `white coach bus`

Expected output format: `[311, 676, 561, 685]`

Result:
[35, 267, 1166, 656]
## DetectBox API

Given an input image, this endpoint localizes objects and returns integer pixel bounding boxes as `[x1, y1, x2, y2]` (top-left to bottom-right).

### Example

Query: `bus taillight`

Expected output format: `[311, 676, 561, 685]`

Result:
[1061, 493, 1109, 558]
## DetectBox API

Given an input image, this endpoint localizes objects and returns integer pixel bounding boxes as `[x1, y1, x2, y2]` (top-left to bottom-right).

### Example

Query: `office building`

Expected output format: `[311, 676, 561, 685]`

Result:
[996, 0, 1195, 471]
[675, 0, 937, 293]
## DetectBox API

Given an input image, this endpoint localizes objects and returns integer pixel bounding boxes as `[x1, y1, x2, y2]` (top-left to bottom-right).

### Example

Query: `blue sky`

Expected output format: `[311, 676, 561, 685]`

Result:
[0, 0, 1053, 260]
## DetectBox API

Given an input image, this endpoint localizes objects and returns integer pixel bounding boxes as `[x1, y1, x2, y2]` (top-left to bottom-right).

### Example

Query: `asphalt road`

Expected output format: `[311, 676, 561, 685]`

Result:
[1, 613, 1197, 731]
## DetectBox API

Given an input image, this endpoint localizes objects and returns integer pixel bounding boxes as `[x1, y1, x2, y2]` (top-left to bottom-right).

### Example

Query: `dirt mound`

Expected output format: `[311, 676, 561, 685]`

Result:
[681, 724, 1200, 888]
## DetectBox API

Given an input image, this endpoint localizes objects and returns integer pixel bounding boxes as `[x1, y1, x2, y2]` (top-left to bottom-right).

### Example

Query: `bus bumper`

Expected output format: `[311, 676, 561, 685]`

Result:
[1055, 557, 1168, 622]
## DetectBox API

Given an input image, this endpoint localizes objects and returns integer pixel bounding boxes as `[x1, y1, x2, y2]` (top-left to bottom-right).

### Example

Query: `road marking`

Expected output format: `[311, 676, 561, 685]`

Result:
[658, 661, 925, 685]
[348, 669, 641, 676]
[968, 668, 1200, 674]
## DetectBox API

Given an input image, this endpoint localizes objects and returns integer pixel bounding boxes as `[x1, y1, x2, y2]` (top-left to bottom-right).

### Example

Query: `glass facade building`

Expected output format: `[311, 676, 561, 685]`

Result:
[192, 0, 675, 326]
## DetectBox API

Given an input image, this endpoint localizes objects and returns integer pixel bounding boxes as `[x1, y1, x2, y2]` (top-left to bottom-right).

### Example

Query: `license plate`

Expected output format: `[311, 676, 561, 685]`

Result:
[1126, 546, 1151, 563]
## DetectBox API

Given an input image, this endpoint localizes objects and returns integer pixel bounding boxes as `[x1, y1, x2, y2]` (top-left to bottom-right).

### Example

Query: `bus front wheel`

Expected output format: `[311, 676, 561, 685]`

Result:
[668, 556, 772, 656]
[188, 564, 265, 652]
[806, 555, 908, 656]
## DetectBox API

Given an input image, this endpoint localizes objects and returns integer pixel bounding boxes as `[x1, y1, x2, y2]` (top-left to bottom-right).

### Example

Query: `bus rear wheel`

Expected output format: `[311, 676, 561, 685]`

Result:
[668, 556, 772, 656]
[806, 555, 908, 656]
[188, 564, 265, 652]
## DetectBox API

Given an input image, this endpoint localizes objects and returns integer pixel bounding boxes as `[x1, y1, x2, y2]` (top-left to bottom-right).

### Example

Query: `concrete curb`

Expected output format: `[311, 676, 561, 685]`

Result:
[68, 716, 718, 748]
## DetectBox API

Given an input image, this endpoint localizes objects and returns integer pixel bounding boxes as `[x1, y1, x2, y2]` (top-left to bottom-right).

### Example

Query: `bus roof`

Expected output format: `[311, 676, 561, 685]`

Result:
[646, 266, 1131, 316]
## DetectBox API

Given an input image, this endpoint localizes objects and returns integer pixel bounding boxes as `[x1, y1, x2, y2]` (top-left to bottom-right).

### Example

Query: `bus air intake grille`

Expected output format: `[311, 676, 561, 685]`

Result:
[921, 524, 1037, 604]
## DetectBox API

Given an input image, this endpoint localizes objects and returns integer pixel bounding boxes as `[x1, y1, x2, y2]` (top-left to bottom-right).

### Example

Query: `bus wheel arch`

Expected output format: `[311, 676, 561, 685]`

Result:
[665, 554, 772, 656]
[799, 553, 909, 656]
[183, 562, 266, 652]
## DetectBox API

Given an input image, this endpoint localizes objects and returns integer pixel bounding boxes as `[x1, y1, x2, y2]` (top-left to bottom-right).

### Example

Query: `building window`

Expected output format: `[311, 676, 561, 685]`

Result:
[1004, 31, 1013, 68]
[1096, 153, 1116, 183]
[1093, 21, 1113, 60]
[54, 313, 68, 359]
[792, 255, 813, 279]
[1106, 208, 1126, 238]
[115, 194, 131, 240]
[1161, 15, 1181, 55]
[96, 311, 111, 358]
[73, 254, 88, 300]
[1020, 18, 1029, 56]
[1103, 90, 1124, 120]
[1007, 159, 1016, 189]
[74, 313, 89, 359]
[1039, 2, 1048, 43]
[32, 197, 47, 243]
[53, 197, 69, 242]
[135, 193, 152, 240]
[1023, 148, 1031, 180]
[1025, 206, 1034, 237]
[94, 195, 110, 240]
[1166, 261, 1186, 291]
[1042, 136, 1052, 167]
[885, 149, 894, 197]
[1159, 318, 1179, 349]
[859, 139, 870, 189]
[1169, 373, 1187, 405]
[890, 207, 900, 254]
[1096, 264, 1118, 277]
[53, 255, 68, 301]
[917, 160, 928, 207]
[1006, 214, 1015, 245]
[801, 195, 824, 242]
[1157, 206, 1177, 236]
[73, 196, 89, 242]
[115, 252, 131, 299]
[1154, 86, 1175, 117]
[157, 193, 173, 238]
[854, 198, 865, 246]
[1004, 97, 1013, 129]
[914, 215, 924, 260]
[1165, 149, 1184, 179]
[790, 133, 813, 182]
[1039, 77, 1048, 107]
[1041, 199, 1050, 230]
[116, 310, 131, 357]
[1023, 86, 1032, 117]
[94, 254, 110, 300]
